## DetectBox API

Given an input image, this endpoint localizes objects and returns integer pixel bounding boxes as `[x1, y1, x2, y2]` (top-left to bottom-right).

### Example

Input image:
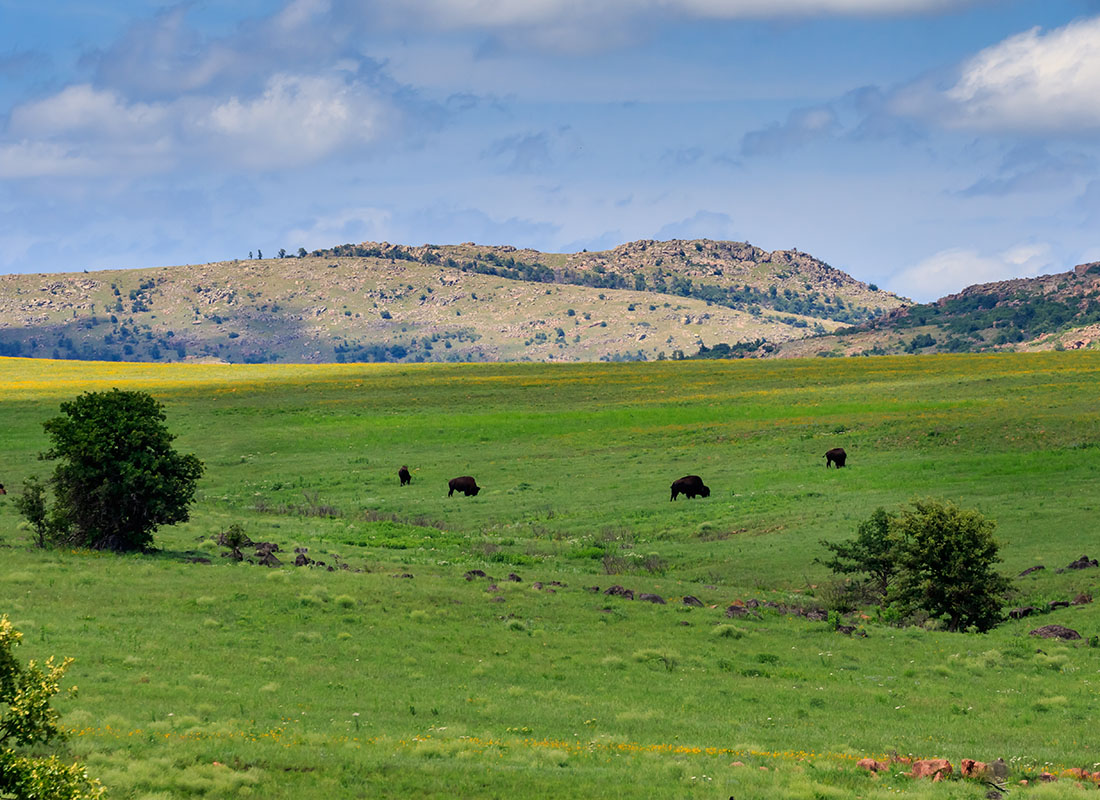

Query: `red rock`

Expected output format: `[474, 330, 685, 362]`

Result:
[858, 758, 889, 773]
[908, 759, 952, 780]
[730, 761, 745, 767]
[960, 759, 989, 777]
[1040, 772, 1057, 782]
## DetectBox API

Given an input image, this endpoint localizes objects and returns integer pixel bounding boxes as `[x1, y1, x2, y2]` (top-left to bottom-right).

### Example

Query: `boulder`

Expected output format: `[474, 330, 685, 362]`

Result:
[1066, 555, 1098, 570]
[726, 605, 751, 618]
[464, 569, 488, 581]
[682, 595, 704, 607]
[1071, 593, 1093, 605]
[1009, 606, 1039, 620]
[638, 593, 666, 604]
[908, 759, 952, 781]
[960, 759, 989, 777]
[1029, 624, 1081, 640]
[506, 573, 522, 582]
[1018, 565, 1045, 577]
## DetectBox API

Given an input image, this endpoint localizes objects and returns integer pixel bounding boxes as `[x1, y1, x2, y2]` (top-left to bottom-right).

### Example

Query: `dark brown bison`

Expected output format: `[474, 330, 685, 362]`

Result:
[0, 483, 5, 495]
[824, 447, 847, 468]
[448, 476, 481, 497]
[398, 465, 411, 486]
[670, 475, 710, 501]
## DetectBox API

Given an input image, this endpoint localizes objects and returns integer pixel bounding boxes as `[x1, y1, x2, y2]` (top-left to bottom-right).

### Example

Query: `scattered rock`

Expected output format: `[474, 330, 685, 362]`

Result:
[638, 593, 666, 604]
[548, 580, 566, 587]
[187, 556, 212, 564]
[585, 586, 600, 593]
[1066, 555, 1098, 570]
[465, 569, 488, 581]
[486, 584, 499, 592]
[1018, 565, 1045, 577]
[725, 605, 751, 618]
[836, 625, 857, 636]
[1029, 624, 1081, 640]
[960, 759, 989, 778]
[532, 582, 543, 590]
[1048, 600, 1070, 610]
[258, 552, 282, 567]
[294, 553, 313, 567]
[857, 758, 888, 773]
[682, 595, 704, 607]
[506, 573, 522, 582]
[908, 759, 952, 781]
[1072, 593, 1093, 605]
[392, 573, 414, 579]
[1039, 772, 1058, 782]
[604, 585, 635, 599]
[489, 596, 505, 603]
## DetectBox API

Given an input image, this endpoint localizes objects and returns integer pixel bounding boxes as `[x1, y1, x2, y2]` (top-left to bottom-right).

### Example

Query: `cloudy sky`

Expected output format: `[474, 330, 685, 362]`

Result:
[3, 0, 1099, 300]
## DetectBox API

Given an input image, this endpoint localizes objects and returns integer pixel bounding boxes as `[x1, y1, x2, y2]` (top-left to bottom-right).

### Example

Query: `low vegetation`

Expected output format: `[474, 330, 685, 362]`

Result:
[2, 353, 1100, 797]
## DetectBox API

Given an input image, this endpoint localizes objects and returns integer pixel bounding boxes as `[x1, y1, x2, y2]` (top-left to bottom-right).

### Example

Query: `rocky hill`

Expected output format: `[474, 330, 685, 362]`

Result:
[0, 239, 904, 364]
[757, 262, 1100, 358]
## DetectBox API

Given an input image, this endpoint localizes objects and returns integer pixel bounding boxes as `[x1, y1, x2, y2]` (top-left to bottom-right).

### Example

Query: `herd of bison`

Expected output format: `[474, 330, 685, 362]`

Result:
[411, 446, 848, 500]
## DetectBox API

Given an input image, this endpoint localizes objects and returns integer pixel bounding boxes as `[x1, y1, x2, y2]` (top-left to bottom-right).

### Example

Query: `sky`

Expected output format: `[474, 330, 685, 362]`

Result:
[2, 1, 1100, 301]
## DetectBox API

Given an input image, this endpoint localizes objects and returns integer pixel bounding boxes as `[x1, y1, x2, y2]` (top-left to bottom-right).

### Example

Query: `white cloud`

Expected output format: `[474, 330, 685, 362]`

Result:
[204, 74, 389, 168]
[10, 84, 169, 139]
[377, 0, 966, 29]
[889, 243, 1060, 301]
[0, 141, 102, 179]
[1, 71, 396, 177]
[894, 16, 1100, 135]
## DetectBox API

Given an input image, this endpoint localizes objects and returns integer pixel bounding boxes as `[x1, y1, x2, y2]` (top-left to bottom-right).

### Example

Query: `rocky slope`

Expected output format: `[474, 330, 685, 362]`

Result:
[0, 239, 905, 364]
[760, 262, 1100, 358]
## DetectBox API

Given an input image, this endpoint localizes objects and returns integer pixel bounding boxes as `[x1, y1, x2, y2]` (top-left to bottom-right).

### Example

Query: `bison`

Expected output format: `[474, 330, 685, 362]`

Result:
[0, 483, 5, 495]
[398, 465, 411, 486]
[670, 475, 710, 501]
[448, 476, 481, 497]
[824, 447, 847, 468]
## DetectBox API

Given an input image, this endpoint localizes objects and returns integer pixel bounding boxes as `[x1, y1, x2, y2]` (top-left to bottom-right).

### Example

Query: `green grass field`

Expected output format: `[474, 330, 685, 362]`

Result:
[3, 353, 1100, 798]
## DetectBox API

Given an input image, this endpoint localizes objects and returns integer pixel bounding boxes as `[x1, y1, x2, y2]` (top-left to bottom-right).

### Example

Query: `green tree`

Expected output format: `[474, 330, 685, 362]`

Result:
[11, 476, 66, 549]
[35, 389, 204, 551]
[0, 616, 104, 799]
[891, 498, 1010, 632]
[818, 507, 900, 601]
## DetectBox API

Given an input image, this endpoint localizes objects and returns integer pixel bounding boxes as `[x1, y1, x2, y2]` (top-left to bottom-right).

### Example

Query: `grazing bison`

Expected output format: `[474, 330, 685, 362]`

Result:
[670, 475, 710, 501]
[824, 447, 847, 468]
[448, 476, 481, 497]
[398, 465, 411, 486]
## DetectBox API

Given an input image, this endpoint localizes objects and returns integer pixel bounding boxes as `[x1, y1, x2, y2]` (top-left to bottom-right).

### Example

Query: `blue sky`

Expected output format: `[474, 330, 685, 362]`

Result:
[2, 0, 1099, 300]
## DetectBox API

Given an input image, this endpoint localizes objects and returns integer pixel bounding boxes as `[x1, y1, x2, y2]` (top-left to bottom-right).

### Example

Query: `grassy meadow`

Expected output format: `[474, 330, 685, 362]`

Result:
[2, 353, 1100, 798]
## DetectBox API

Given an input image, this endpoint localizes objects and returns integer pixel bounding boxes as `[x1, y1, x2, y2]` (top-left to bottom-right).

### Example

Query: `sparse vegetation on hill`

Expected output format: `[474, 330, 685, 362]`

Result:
[0, 239, 904, 364]
[767, 261, 1100, 358]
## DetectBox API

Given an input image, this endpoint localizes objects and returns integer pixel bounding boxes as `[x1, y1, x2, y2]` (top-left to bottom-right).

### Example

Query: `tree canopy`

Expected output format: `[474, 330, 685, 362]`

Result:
[821, 499, 1011, 632]
[38, 388, 203, 551]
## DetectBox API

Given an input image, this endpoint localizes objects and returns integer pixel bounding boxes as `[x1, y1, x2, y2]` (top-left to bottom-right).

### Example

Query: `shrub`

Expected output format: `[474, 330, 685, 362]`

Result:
[0, 616, 104, 799]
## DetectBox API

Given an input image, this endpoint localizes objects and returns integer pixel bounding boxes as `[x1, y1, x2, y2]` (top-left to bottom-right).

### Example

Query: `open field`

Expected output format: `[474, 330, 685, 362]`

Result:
[3, 353, 1100, 798]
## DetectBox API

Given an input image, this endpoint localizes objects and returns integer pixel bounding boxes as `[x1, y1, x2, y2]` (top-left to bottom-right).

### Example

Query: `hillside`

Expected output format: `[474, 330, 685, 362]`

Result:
[754, 261, 1100, 358]
[0, 239, 903, 363]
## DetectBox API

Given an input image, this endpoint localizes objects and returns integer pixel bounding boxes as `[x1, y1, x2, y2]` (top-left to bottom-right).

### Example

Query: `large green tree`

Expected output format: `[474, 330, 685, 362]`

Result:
[891, 498, 1011, 632]
[822, 499, 1011, 632]
[38, 389, 203, 551]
